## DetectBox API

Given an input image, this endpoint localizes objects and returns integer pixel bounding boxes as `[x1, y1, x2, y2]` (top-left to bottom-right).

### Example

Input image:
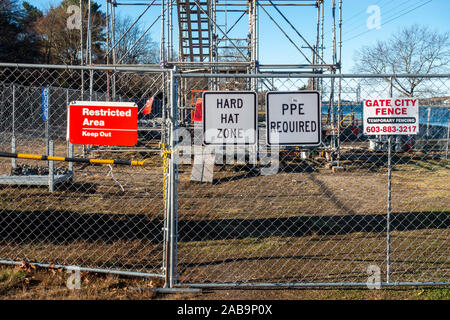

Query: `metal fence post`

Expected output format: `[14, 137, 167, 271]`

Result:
[162, 72, 167, 146]
[11, 85, 16, 169]
[446, 109, 449, 160]
[66, 89, 74, 174]
[425, 107, 431, 154]
[49, 140, 54, 193]
[386, 76, 393, 284]
[337, 74, 342, 166]
[168, 68, 179, 288]
[45, 87, 50, 167]
[163, 68, 179, 288]
[386, 134, 392, 284]
[163, 74, 170, 287]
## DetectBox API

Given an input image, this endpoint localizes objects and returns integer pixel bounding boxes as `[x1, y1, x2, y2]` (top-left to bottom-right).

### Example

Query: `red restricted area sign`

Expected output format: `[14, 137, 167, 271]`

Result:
[363, 98, 419, 135]
[68, 101, 138, 146]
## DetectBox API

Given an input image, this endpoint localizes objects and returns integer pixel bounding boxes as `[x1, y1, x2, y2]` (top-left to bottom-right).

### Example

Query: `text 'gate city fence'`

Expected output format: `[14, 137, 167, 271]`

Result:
[0, 63, 449, 288]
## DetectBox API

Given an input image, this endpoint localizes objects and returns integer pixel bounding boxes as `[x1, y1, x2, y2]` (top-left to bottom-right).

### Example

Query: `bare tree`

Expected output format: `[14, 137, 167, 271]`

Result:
[34, 0, 105, 65]
[113, 15, 159, 65]
[354, 24, 450, 97]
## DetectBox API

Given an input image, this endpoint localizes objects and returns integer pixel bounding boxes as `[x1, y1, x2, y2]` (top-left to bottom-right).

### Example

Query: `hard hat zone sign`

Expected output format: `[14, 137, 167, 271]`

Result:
[363, 98, 419, 135]
[203, 91, 257, 145]
[266, 91, 321, 146]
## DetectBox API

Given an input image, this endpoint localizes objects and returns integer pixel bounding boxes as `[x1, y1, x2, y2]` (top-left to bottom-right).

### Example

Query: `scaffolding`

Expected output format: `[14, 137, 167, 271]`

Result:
[82, 0, 343, 145]
[99, 1, 341, 76]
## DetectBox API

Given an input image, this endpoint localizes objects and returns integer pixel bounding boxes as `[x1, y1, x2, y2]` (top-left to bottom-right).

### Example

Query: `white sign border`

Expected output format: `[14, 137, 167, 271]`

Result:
[66, 100, 138, 142]
[202, 91, 258, 146]
[266, 91, 322, 147]
[362, 97, 419, 136]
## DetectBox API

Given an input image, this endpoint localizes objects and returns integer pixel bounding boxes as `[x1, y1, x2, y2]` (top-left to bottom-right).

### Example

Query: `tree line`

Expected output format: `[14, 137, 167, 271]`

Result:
[0, 0, 159, 65]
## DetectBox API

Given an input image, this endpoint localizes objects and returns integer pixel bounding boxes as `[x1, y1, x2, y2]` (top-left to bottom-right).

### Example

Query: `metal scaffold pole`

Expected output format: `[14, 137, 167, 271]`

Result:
[87, 0, 93, 101]
[337, 0, 342, 166]
[80, 0, 84, 99]
[166, 68, 179, 288]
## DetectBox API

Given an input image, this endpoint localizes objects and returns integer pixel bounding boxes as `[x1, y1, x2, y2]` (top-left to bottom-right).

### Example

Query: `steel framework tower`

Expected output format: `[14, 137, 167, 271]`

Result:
[102, 0, 342, 128]
[103, 1, 341, 73]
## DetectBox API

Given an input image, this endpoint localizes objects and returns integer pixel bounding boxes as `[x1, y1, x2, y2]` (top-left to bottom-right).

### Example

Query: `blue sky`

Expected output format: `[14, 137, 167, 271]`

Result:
[23, 0, 450, 72]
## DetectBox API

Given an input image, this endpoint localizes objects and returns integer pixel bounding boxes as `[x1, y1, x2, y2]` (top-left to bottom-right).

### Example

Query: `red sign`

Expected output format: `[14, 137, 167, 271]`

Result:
[68, 101, 138, 146]
[363, 98, 419, 135]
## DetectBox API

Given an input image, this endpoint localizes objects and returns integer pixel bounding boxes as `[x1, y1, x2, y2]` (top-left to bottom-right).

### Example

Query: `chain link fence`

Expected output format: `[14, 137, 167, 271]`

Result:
[174, 73, 449, 287]
[0, 64, 169, 278]
[0, 64, 448, 287]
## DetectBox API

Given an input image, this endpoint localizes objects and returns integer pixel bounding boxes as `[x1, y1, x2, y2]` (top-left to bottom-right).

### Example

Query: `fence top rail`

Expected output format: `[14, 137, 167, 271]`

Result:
[174, 72, 450, 79]
[1, 63, 449, 79]
[1, 82, 109, 93]
[0, 62, 169, 73]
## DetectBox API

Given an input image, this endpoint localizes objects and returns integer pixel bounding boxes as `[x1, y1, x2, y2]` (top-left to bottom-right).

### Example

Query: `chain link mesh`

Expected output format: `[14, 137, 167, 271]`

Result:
[0, 66, 448, 286]
[0, 66, 167, 277]
[174, 74, 449, 285]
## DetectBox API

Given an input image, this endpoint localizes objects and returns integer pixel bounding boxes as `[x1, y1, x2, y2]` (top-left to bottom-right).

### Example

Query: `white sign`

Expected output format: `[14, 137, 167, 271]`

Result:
[203, 91, 257, 145]
[266, 91, 321, 146]
[363, 98, 419, 135]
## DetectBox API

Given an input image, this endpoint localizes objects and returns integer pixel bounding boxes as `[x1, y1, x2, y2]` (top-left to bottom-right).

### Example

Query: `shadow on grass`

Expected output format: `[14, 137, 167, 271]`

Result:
[0, 209, 447, 244]
[177, 211, 449, 241]
[207, 153, 446, 184]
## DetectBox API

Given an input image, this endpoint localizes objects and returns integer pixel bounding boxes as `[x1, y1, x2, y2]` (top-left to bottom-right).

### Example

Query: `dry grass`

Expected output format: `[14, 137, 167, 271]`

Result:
[0, 138, 448, 290]
[0, 264, 448, 300]
[0, 264, 161, 300]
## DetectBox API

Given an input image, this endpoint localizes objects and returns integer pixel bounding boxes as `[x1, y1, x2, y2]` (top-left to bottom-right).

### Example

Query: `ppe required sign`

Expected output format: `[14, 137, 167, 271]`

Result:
[266, 91, 321, 146]
[203, 91, 257, 145]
